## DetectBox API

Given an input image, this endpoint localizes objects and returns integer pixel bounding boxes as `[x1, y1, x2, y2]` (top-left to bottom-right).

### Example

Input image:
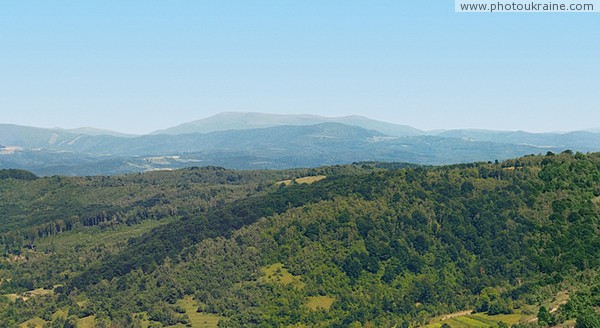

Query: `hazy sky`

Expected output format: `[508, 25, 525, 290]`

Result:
[1, 1, 599, 134]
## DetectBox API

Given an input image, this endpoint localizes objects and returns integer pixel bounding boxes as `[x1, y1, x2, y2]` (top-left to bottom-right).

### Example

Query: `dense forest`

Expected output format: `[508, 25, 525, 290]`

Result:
[2, 153, 600, 327]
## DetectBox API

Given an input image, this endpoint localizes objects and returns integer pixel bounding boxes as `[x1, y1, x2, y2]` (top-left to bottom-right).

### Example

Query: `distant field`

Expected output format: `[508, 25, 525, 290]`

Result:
[423, 313, 525, 328]
[170, 295, 224, 328]
[5, 293, 18, 302]
[77, 315, 96, 328]
[305, 295, 335, 311]
[259, 263, 305, 289]
[422, 290, 571, 328]
[19, 317, 45, 328]
[5, 288, 53, 302]
[422, 308, 533, 328]
[35, 217, 175, 254]
[130, 296, 224, 328]
[52, 308, 68, 321]
[277, 175, 326, 186]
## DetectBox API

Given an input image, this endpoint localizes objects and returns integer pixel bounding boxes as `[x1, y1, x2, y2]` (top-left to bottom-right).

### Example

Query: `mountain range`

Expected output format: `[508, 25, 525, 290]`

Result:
[2, 112, 600, 176]
[150, 111, 424, 136]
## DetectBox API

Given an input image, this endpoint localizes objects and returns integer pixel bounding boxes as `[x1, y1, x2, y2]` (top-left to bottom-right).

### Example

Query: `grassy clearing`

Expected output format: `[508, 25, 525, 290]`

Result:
[425, 310, 473, 327]
[277, 175, 326, 186]
[176, 295, 223, 328]
[26, 288, 53, 297]
[35, 218, 175, 254]
[52, 308, 68, 321]
[259, 263, 305, 289]
[453, 315, 491, 327]
[467, 314, 505, 326]
[4, 288, 53, 302]
[160, 295, 224, 327]
[422, 318, 459, 328]
[549, 291, 570, 311]
[76, 299, 89, 307]
[132, 312, 150, 328]
[424, 312, 531, 328]
[423, 311, 530, 328]
[19, 317, 45, 328]
[306, 296, 335, 311]
[479, 313, 525, 325]
[423, 290, 570, 328]
[181, 312, 223, 327]
[5, 293, 19, 302]
[556, 319, 577, 327]
[77, 315, 96, 328]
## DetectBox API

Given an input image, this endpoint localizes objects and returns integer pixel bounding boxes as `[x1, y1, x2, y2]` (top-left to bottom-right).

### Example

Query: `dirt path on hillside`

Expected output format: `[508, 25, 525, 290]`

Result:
[527, 300, 569, 323]
[440, 310, 473, 321]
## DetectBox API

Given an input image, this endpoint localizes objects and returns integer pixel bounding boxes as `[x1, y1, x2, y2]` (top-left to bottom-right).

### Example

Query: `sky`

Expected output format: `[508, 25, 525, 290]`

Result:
[1, 1, 599, 134]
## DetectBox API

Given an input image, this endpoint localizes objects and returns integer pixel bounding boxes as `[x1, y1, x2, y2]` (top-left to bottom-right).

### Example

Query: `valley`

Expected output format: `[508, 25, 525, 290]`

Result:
[4, 113, 600, 176]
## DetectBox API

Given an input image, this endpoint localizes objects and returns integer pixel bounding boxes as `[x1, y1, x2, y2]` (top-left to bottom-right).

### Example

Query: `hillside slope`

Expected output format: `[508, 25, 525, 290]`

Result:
[2, 153, 600, 326]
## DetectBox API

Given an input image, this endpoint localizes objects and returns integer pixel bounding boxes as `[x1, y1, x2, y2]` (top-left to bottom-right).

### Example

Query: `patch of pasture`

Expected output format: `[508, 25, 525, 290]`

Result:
[277, 175, 326, 186]
[77, 315, 96, 328]
[305, 295, 335, 311]
[19, 317, 45, 328]
[175, 295, 223, 328]
[4, 287, 53, 302]
[52, 308, 68, 321]
[259, 263, 305, 289]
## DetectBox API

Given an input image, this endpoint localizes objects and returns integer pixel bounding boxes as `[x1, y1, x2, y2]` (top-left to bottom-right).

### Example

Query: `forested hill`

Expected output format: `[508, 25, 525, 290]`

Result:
[2, 152, 600, 327]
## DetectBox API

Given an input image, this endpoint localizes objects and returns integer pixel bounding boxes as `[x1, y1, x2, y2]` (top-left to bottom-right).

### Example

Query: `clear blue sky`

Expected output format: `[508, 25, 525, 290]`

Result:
[1, 1, 599, 134]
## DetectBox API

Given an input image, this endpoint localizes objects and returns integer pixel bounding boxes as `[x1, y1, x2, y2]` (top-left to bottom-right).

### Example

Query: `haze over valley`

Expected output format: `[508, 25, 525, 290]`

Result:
[2, 112, 600, 176]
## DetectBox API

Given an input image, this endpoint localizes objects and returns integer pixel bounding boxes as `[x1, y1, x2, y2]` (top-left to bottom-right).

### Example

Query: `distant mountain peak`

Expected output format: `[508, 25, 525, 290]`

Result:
[150, 111, 424, 136]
